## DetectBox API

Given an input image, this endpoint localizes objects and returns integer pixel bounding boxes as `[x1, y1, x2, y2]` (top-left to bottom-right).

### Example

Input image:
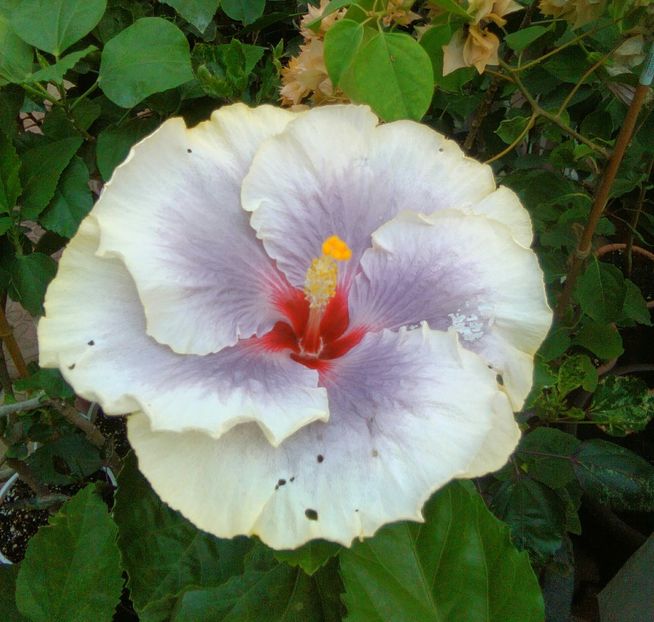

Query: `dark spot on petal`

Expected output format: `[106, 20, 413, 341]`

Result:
[290, 476, 295, 482]
[277, 478, 286, 487]
[317, 454, 324, 463]
[496, 374, 504, 386]
[88, 340, 95, 346]
[305, 509, 318, 521]
[372, 449, 379, 457]
[438, 147, 444, 152]
[68, 364, 75, 370]
[187, 148, 192, 153]
[355, 509, 359, 512]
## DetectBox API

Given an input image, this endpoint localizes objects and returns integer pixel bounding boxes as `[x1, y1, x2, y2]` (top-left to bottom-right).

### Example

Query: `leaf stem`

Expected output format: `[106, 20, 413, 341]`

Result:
[555, 46, 654, 318]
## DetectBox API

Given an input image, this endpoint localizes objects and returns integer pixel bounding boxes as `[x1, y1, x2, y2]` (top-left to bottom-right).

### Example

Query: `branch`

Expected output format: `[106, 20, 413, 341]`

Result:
[0, 393, 47, 418]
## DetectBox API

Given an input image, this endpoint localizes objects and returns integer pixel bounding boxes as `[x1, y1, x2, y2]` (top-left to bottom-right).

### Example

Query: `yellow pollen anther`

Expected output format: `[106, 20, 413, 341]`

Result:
[304, 235, 352, 308]
[322, 235, 352, 261]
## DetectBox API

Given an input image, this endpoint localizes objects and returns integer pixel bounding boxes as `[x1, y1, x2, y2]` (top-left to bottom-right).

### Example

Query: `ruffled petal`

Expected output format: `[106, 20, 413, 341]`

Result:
[38, 217, 328, 446]
[242, 106, 508, 289]
[127, 325, 517, 549]
[348, 210, 551, 409]
[93, 104, 298, 356]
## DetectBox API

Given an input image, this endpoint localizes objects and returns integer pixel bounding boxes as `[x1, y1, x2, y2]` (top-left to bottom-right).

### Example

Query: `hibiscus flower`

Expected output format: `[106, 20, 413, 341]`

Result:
[38, 104, 551, 549]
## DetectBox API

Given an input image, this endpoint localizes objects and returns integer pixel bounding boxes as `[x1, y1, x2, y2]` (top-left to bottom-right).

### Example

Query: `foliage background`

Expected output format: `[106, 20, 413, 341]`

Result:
[0, 0, 653, 620]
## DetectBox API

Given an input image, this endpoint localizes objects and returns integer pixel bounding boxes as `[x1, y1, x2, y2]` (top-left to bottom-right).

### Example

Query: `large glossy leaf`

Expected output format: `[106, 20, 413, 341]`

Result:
[516, 428, 581, 489]
[573, 440, 654, 511]
[575, 257, 626, 323]
[0, 16, 33, 85]
[274, 539, 340, 576]
[340, 482, 544, 621]
[114, 453, 252, 621]
[9, 252, 57, 316]
[491, 477, 568, 563]
[0, 129, 20, 212]
[99, 17, 194, 108]
[39, 156, 93, 237]
[0, 564, 28, 621]
[9, 0, 107, 56]
[15, 485, 123, 622]
[161, 0, 221, 31]
[172, 555, 343, 622]
[323, 19, 364, 87]
[344, 30, 433, 121]
[19, 135, 83, 218]
[221, 0, 265, 24]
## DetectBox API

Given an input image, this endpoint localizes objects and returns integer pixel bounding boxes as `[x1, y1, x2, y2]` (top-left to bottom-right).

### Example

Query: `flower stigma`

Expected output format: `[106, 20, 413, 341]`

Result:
[301, 235, 351, 356]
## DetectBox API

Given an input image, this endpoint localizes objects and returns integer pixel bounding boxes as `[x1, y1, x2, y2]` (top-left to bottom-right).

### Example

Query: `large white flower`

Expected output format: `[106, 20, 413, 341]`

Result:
[38, 104, 551, 549]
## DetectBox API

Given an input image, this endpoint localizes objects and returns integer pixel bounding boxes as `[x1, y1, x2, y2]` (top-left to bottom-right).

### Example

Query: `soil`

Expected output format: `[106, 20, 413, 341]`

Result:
[0, 469, 116, 563]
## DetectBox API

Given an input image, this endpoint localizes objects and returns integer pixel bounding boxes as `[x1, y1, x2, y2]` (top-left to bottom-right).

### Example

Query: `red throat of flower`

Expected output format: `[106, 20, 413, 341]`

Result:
[260, 235, 365, 372]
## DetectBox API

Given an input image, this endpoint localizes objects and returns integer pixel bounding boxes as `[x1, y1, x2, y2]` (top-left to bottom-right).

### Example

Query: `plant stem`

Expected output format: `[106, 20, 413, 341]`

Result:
[0, 304, 29, 379]
[555, 51, 653, 318]
[4, 458, 50, 498]
[498, 60, 610, 158]
[595, 243, 654, 262]
[624, 157, 654, 275]
[484, 112, 537, 163]
[0, 394, 46, 418]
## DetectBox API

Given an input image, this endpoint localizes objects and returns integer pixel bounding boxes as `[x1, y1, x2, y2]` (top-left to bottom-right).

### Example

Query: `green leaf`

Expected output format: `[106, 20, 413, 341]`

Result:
[96, 116, 160, 181]
[419, 24, 474, 92]
[305, 0, 353, 30]
[621, 278, 652, 325]
[588, 376, 654, 436]
[574, 317, 624, 359]
[0, 16, 33, 84]
[0, 564, 28, 622]
[172, 557, 342, 622]
[26, 433, 103, 485]
[14, 367, 73, 398]
[575, 257, 626, 323]
[323, 19, 364, 87]
[340, 482, 543, 622]
[274, 539, 341, 576]
[39, 156, 92, 237]
[114, 453, 252, 620]
[19, 135, 83, 218]
[41, 99, 101, 140]
[9, 0, 107, 56]
[0, 129, 21, 211]
[344, 31, 433, 122]
[193, 40, 265, 99]
[15, 485, 123, 622]
[538, 325, 571, 361]
[221, 0, 265, 25]
[161, 0, 220, 31]
[99, 17, 194, 108]
[495, 116, 531, 144]
[573, 440, 654, 511]
[9, 252, 57, 316]
[505, 26, 549, 52]
[24, 44, 96, 84]
[491, 478, 568, 563]
[429, 0, 472, 19]
[517, 428, 581, 489]
[557, 353, 598, 396]
[0, 84, 24, 136]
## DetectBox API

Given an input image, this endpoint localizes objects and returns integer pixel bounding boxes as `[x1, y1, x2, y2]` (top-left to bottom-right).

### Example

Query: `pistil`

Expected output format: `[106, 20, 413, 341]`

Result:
[300, 235, 351, 356]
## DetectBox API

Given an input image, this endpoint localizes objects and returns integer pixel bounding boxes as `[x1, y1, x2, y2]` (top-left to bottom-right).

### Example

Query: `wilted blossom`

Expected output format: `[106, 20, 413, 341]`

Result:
[443, 0, 522, 75]
[280, 0, 347, 107]
[38, 104, 551, 549]
[539, 0, 606, 29]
